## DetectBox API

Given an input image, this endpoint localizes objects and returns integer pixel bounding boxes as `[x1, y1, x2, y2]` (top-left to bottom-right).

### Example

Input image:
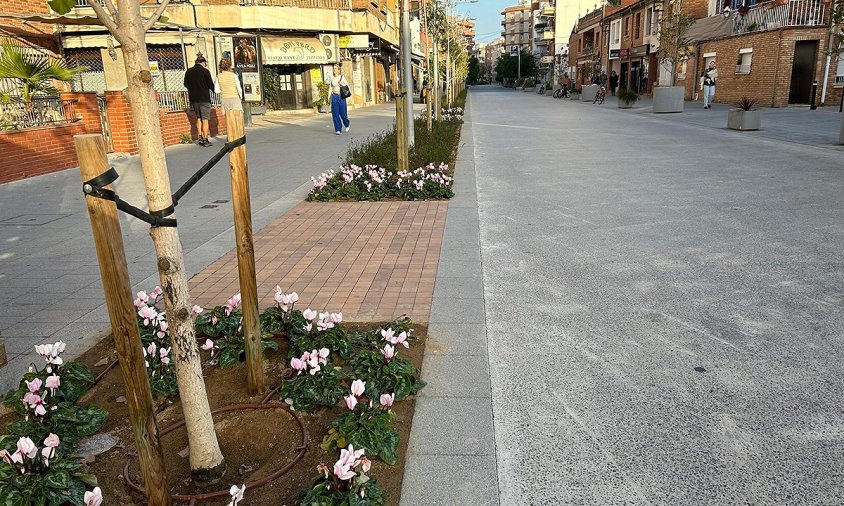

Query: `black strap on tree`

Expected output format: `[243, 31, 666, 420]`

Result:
[82, 136, 246, 228]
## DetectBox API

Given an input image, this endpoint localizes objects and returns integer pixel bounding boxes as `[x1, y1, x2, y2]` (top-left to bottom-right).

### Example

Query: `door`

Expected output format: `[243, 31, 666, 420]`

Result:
[789, 40, 818, 104]
[294, 72, 307, 108]
[279, 74, 296, 109]
[631, 61, 641, 93]
[620, 62, 628, 89]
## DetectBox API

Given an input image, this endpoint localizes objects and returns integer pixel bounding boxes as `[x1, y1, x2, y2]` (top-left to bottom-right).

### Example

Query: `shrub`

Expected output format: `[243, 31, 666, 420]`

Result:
[350, 328, 425, 401]
[617, 88, 639, 104]
[180, 133, 192, 144]
[280, 349, 347, 412]
[195, 292, 279, 368]
[321, 380, 399, 464]
[299, 445, 385, 505]
[307, 163, 454, 202]
[734, 96, 758, 111]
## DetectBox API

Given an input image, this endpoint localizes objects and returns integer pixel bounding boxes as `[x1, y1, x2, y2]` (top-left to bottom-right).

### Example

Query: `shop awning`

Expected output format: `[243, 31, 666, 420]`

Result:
[261, 35, 339, 65]
[0, 12, 182, 28]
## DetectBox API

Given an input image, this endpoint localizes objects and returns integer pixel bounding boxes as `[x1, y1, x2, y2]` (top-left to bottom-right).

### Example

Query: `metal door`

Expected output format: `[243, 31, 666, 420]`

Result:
[789, 40, 818, 104]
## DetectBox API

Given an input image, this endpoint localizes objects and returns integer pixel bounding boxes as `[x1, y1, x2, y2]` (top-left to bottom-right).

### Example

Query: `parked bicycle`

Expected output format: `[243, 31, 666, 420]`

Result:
[553, 85, 569, 99]
[593, 85, 606, 104]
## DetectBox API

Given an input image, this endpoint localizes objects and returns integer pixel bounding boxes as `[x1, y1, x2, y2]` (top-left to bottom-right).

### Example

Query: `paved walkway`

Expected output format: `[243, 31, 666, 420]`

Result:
[425, 86, 844, 504]
[0, 103, 415, 390]
[191, 201, 446, 322]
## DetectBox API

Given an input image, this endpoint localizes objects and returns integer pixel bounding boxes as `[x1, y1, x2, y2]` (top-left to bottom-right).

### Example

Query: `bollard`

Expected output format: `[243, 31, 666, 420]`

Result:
[810, 80, 818, 110]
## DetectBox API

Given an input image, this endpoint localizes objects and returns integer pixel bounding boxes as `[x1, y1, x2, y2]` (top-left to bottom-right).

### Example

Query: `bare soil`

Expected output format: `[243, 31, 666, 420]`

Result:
[3, 323, 425, 506]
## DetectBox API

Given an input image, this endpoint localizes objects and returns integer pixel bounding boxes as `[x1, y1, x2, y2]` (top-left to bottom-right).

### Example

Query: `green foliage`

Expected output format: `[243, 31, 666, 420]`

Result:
[350, 351, 425, 401]
[180, 133, 193, 144]
[0, 43, 84, 101]
[347, 318, 414, 351]
[307, 162, 454, 202]
[47, 0, 76, 14]
[617, 88, 639, 104]
[261, 67, 282, 109]
[197, 304, 278, 369]
[321, 409, 399, 465]
[317, 81, 331, 105]
[280, 366, 347, 412]
[657, 3, 696, 86]
[734, 96, 758, 111]
[0, 450, 92, 506]
[290, 327, 354, 360]
[467, 55, 480, 85]
[299, 473, 386, 506]
[494, 50, 537, 82]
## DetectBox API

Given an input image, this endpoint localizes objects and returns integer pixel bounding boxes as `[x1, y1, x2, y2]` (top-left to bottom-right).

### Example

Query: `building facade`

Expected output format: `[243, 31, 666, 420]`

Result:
[568, 7, 604, 86]
[603, 0, 659, 94]
[501, 3, 532, 50]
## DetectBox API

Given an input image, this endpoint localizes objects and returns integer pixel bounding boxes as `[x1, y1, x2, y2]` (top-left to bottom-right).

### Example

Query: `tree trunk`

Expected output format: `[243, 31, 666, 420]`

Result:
[117, 2, 225, 480]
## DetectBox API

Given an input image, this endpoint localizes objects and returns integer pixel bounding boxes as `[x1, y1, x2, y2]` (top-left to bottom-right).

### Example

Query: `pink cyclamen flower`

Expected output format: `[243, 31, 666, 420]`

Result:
[43, 433, 60, 449]
[303, 323, 313, 333]
[272, 285, 285, 305]
[160, 348, 171, 365]
[83, 487, 103, 506]
[45, 375, 60, 392]
[330, 312, 343, 324]
[381, 344, 395, 361]
[318, 348, 330, 364]
[309, 363, 321, 376]
[290, 357, 306, 371]
[35, 404, 47, 416]
[16, 437, 37, 459]
[381, 328, 395, 343]
[360, 456, 372, 473]
[159, 320, 168, 333]
[201, 339, 215, 351]
[302, 309, 318, 321]
[344, 395, 358, 411]
[228, 484, 246, 505]
[333, 459, 356, 481]
[317, 463, 330, 479]
[150, 286, 163, 299]
[25, 378, 42, 393]
[394, 331, 410, 349]
[147, 342, 157, 357]
[380, 393, 395, 408]
[0, 450, 10, 464]
[138, 306, 158, 326]
[41, 446, 55, 466]
[192, 305, 204, 315]
[211, 315, 219, 325]
[9, 451, 23, 464]
[350, 379, 366, 397]
[135, 290, 149, 306]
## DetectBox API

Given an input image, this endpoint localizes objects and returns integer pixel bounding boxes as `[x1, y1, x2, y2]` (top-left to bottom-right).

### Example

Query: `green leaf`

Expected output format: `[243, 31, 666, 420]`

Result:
[72, 405, 108, 437]
[218, 346, 240, 369]
[47, 0, 76, 15]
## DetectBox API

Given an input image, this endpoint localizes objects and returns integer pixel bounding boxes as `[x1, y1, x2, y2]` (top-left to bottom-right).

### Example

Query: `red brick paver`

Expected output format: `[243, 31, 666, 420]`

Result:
[190, 201, 448, 323]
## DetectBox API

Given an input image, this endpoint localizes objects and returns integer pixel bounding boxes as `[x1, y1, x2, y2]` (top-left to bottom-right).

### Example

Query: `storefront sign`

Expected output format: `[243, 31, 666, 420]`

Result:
[609, 49, 620, 59]
[262, 36, 339, 65]
[339, 34, 369, 49]
[149, 60, 160, 77]
[619, 48, 630, 58]
[631, 44, 650, 57]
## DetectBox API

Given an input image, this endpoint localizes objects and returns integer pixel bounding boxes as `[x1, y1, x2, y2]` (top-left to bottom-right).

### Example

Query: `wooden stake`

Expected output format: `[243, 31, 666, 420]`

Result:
[426, 86, 433, 132]
[75, 134, 171, 506]
[396, 92, 408, 172]
[226, 111, 264, 395]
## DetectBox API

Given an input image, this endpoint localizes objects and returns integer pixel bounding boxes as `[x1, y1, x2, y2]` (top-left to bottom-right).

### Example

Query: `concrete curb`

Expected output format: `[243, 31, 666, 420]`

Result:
[400, 95, 500, 506]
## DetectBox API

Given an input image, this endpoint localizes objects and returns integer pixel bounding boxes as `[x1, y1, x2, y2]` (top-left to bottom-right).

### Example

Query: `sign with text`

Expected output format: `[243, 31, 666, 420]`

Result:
[233, 36, 259, 73]
[339, 34, 369, 49]
[262, 36, 339, 65]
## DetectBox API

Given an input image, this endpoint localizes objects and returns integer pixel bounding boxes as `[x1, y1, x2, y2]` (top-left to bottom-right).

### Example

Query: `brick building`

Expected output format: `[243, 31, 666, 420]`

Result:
[568, 7, 604, 85]
[0, 0, 60, 52]
[603, 0, 659, 94]
[677, 0, 842, 107]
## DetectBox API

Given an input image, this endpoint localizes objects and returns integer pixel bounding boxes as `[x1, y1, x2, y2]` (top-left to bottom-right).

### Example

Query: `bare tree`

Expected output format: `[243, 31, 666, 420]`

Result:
[49, 0, 225, 479]
[657, 0, 695, 87]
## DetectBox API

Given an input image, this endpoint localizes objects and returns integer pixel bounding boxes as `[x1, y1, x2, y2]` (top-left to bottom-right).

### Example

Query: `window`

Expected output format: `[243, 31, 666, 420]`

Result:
[677, 60, 687, 80]
[623, 16, 629, 39]
[634, 13, 641, 39]
[703, 52, 716, 71]
[645, 7, 654, 36]
[736, 48, 752, 74]
[610, 19, 621, 48]
[836, 43, 844, 85]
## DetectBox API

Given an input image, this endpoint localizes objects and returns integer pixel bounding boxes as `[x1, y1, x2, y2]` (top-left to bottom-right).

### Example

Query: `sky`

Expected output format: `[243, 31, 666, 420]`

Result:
[453, 0, 513, 45]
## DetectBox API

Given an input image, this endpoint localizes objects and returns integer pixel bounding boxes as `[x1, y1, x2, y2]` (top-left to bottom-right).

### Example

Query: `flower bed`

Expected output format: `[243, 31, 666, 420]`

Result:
[307, 163, 454, 202]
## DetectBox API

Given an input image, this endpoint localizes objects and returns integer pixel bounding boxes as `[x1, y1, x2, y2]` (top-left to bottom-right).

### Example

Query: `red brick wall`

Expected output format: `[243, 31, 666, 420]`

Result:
[677, 26, 841, 108]
[105, 90, 227, 154]
[0, 92, 101, 183]
[0, 0, 59, 52]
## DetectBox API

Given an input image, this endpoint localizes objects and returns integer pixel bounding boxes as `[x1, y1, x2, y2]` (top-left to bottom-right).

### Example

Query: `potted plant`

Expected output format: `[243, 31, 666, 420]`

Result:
[727, 96, 761, 131]
[654, 0, 695, 113]
[617, 88, 639, 109]
[315, 82, 330, 113]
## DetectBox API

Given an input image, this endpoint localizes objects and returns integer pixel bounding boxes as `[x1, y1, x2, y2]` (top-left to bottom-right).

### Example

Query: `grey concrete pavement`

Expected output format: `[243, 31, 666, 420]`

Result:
[469, 86, 844, 504]
[0, 103, 405, 390]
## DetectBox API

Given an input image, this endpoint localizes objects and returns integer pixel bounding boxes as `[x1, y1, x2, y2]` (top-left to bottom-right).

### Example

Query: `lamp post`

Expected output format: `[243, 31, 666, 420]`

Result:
[400, 0, 414, 148]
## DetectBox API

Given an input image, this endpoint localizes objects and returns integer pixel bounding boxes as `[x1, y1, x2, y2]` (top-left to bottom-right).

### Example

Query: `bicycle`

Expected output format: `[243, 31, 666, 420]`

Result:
[593, 85, 606, 104]
[539, 84, 546, 95]
[553, 85, 569, 99]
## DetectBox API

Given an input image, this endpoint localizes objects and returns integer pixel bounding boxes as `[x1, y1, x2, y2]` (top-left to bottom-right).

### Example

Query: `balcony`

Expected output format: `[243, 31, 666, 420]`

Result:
[732, 0, 826, 34]
[244, 0, 352, 8]
[542, 30, 554, 40]
[541, 5, 554, 16]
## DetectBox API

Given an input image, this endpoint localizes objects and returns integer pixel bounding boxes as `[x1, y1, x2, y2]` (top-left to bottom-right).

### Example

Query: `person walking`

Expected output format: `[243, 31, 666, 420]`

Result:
[214, 58, 243, 115]
[184, 55, 215, 147]
[701, 60, 718, 109]
[609, 71, 619, 96]
[329, 63, 351, 135]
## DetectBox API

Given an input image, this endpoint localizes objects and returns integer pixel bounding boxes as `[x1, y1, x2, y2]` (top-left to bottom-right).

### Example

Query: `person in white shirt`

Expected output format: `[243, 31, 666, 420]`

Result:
[329, 64, 351, 135]
[700, 60, 718, 109]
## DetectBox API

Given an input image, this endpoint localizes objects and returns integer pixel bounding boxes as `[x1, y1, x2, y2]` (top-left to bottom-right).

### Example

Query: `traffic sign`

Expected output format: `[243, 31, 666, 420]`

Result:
[510, 45, 519, 56]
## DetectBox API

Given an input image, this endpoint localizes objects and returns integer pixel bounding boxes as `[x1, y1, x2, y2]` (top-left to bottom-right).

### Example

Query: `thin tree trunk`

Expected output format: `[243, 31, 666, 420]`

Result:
[117, 2, 225, 480]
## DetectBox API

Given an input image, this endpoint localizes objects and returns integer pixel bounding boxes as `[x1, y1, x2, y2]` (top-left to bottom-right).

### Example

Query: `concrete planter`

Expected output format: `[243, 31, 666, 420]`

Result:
[727, 109, 761, 131]
[653, 86, 685, 113]
[581, 84, 598, 102]
[618, 101, 634, 109]
[515, 86, 524, 90]
[524, 86, 536, 92]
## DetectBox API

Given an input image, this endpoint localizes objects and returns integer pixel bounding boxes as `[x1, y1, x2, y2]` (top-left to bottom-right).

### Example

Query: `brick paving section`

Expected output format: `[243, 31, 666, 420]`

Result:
[190, 201, 448, 323]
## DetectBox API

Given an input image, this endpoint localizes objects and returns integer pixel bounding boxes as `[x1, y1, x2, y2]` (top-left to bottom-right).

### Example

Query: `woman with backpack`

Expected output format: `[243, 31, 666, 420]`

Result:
[329, 63, 351, 135]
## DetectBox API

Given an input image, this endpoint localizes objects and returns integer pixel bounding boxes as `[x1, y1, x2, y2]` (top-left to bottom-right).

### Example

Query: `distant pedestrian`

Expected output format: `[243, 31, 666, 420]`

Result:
[591, 74, 600, 85]
[609, 71, 619, 96]
[421, 78, 428, 103]
[215, 58, 243, 115]
[329, 63, 350, 135]
[184, 55, 215, 147]
[701, 60, 718, 109]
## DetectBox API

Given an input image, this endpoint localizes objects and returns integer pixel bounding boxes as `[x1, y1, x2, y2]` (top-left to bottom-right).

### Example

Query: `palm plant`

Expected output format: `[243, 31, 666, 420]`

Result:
[0, 43, 84, 102]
